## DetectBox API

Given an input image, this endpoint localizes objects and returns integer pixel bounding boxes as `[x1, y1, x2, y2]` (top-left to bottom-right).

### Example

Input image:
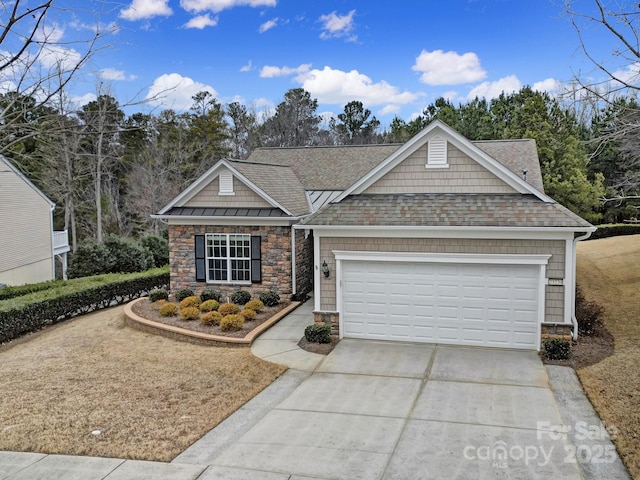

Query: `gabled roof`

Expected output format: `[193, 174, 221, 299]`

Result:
[299, 194, 593, 229]
[247, 144, 401, 190]
[0, 155, 55, 209]
[157, 159, 304, 217]
[335, 120, 552, 203]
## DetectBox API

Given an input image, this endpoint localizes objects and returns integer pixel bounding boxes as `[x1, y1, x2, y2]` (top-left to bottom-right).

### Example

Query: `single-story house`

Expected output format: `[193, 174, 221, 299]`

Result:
[0, 155, 70, 285]
[154, 120, 595, 350]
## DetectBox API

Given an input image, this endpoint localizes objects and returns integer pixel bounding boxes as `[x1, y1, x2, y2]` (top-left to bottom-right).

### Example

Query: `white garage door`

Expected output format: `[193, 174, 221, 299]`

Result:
[342, 260, 540, 349]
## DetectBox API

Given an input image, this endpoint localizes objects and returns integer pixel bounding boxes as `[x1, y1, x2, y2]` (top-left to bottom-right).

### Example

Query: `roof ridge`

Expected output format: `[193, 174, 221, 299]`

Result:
[254, 143, 402, 151]
[228, 159, 291, 168]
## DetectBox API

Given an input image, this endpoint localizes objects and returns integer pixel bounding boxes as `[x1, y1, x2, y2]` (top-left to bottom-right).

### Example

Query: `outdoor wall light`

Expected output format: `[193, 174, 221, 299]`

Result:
[321, 260, 330, 278]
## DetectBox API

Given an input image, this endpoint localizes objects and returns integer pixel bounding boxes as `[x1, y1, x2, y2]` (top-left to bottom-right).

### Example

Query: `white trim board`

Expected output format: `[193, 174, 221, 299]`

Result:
[332, 251, 551, 265]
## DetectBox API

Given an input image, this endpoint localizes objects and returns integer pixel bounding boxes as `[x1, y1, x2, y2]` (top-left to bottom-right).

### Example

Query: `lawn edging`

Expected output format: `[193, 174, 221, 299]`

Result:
[124, 297, 300, 346]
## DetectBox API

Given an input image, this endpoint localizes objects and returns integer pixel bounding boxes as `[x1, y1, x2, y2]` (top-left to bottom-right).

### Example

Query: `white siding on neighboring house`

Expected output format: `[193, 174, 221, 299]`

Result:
[0, 159, 54, 285]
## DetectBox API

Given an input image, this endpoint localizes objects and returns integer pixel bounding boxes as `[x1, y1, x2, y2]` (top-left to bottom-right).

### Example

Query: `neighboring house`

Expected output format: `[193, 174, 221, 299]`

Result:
[0, 156, 70, 286]
[155, 120, 594, 350]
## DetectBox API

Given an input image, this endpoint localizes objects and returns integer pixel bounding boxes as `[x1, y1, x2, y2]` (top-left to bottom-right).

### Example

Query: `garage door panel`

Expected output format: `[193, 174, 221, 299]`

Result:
[342, 260, 540, 350]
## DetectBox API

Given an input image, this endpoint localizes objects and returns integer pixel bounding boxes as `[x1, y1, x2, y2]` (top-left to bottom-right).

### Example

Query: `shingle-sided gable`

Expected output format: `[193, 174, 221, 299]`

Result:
[363, 143, 519, 195]
[183, 174, 273, 209]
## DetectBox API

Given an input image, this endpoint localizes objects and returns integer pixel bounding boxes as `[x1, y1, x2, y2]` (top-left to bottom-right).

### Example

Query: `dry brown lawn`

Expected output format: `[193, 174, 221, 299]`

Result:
[576, 235, 640, 479]
[0, 306, 286, 461]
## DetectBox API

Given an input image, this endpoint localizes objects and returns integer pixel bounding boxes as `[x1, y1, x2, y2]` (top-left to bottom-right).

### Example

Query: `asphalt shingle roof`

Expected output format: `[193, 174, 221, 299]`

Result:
[227, 160, 309, 216]
[246, 144, 402, 190]
[473, 139, 544, 192]
[299, 194, 592, 228]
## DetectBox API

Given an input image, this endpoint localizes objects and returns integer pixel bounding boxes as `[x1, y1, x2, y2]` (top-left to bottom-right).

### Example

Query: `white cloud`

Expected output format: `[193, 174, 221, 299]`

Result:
[260, 63, 311, 78]
[319, 10, 356, 40]
[442, 90, 459, 102]
[70, 92, 97, 108]
[184, 14, 219, 29]
[259, 18, 278, 33]
[120, 0, 172, 20]
[240, 60, 254, 72]
[180, 0, 276, 13]
[467, 75, 522, 100]
[378, 104, 400, 116]
[611, 62, 640, 86]
[145, 73, 218, 110]
[532, 78, 561, 94]
[100, 68, 138, 81]
[294, 66, 422, 109]
[412, 49, 486, 86]
[37, 45, 83, 71]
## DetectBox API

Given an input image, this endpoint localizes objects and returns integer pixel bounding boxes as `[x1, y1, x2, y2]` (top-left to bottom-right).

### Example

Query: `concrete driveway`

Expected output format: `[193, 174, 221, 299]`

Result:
[176, 338, 584, 480]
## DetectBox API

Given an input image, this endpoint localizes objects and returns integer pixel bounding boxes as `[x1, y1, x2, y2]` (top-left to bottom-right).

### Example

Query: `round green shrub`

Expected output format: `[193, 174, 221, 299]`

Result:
[240, 308, 257, 320]
[304, 324, 332, 344]
[180, 306, 200, 321]
[200, 300, 220, 312]
[200, 288, 223, 302]
[103, 235, 154, 274]
[201, 311, 223, 326]
[245, 299, 264, 313]
[543, 338, 571, 360]
[259, 290, 280, 307]
[174, 288, 195, 302]
[179, 295, 201, 309]
[220, 314, 244, 331]
[149, 288, 169, 302]
[230, 290, 251, 305]
[218, 302, 241, 315]
[159, 302, 179, 317]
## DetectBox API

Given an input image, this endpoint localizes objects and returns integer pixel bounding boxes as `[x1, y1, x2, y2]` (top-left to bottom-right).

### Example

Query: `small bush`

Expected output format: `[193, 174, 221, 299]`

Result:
[174, 288, 195, 302]
[219, 302, 241, 315]
[151, 299, 167, 310]
[220, 314, 244, 331]
[201, 311, 222, 326]
[179, 295, 201, 309]
[149, 288, 169, 302]
[576, 286, 605, 336]
[304, 324, 332, 344]
[200, 288, 223, 302]
[230, 290, 251, 305]
[543, 338, 571, 360]
[200, 300, 220, 312]
[180, 306, 200, 321]
[240, 308, 257, 320]
[245, 299, 264, 313]
[260, 290, 280, 307]
[159, 302, 179, 317]
[67, 243, 112, 278]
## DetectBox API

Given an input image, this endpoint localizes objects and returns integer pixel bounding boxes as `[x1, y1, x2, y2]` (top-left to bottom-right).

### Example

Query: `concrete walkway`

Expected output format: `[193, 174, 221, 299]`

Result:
[0, 300, 630, 479]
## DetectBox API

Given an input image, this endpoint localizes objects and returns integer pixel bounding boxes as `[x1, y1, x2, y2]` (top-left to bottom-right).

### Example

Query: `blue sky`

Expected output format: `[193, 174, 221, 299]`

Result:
[17, 0, 640, 124]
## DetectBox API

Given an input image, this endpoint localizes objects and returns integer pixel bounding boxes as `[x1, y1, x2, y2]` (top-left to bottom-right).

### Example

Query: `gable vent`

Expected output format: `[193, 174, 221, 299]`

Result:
[219, 170, 234, 195]
[427, 134, 448, 168]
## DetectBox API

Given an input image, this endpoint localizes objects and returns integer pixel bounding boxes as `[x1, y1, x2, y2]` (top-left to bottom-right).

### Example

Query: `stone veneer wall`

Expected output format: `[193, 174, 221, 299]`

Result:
[169, 224, 296, 301]
[294, 229, 314, 300]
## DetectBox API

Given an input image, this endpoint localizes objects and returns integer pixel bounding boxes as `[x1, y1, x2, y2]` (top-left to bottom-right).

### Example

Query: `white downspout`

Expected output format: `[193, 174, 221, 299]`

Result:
[49, 204, 56, 281]
[571, 231, 594, 340]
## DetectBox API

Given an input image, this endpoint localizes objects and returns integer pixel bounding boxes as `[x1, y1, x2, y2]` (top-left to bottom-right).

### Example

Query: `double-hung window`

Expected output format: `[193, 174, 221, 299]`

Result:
[206, 234, 251, 283]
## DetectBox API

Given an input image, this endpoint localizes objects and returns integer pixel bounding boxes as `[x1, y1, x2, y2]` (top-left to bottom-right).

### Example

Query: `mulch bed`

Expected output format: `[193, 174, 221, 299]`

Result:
[131, 299, 290, 338]
[541, 327, 615, 370]
[297, 335, 340, 355]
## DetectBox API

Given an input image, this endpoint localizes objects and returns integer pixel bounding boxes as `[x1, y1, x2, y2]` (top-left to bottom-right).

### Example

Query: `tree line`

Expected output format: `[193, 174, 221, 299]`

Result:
[2, 85, 639, 251]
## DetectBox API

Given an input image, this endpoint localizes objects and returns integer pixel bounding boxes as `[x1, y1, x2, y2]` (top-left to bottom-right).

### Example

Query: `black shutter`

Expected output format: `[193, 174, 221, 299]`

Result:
[251, 236, 262, 283]
[195, 235, 206, 282]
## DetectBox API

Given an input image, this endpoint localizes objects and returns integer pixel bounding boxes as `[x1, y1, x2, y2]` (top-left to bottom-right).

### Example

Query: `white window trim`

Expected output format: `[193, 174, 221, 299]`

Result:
[205, 233, 251, 284]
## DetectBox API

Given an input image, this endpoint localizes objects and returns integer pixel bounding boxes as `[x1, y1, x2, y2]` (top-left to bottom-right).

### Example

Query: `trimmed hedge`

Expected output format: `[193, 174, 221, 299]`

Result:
[588, 224, 640, 240]
[0, 280, 64, 301]
[0, 267, 169, 344]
